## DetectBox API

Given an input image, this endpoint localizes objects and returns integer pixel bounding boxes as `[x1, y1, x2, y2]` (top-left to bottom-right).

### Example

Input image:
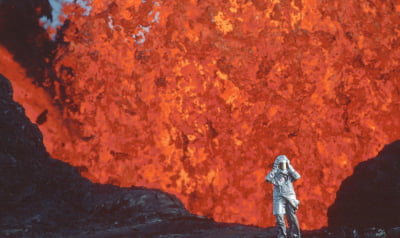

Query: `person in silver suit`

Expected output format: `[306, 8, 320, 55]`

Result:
[266, 155, 301, 238]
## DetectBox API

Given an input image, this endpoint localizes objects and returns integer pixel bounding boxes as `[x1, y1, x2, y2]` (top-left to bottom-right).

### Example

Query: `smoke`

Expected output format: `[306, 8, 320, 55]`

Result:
[39, 0, 92, 39]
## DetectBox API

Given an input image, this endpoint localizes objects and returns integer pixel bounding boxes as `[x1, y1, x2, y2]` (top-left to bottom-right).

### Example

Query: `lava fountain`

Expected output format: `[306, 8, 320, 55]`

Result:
[2, 0, 400, 230]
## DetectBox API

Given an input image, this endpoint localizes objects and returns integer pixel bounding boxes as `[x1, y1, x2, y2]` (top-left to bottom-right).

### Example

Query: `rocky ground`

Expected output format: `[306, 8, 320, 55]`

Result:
[328, 141, 400, 228]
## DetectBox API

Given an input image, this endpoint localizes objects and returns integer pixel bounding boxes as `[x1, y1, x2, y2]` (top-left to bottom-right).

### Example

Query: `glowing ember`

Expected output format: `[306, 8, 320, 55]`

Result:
[3, 0, 400, 230]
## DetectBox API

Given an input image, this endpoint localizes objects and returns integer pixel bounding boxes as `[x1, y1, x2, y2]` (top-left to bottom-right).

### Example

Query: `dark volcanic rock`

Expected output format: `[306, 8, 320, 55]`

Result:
[0, 73, 275, 237]
[328, 141, 400, 228]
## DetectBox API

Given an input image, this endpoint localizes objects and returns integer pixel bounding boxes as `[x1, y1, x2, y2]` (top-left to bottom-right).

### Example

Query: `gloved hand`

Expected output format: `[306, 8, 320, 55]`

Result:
[287, 159, 295, 172]
[292, 199, 300, 212]
[286, 160, 301, 180]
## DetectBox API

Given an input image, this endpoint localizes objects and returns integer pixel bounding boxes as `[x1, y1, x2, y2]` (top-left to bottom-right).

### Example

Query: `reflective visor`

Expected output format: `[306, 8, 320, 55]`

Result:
[278, 162, 287, 170]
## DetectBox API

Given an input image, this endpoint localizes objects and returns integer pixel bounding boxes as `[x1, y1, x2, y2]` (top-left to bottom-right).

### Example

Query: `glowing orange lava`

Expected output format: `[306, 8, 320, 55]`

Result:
[3, 0, 400, 230]
[0, 46, 68, 155]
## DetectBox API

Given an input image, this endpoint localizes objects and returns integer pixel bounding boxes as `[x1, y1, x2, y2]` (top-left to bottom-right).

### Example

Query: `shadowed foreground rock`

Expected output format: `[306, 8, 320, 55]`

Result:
[328, 141, 400, 228]
[0, 73, 275, 237]
[327, 140, 400, 237]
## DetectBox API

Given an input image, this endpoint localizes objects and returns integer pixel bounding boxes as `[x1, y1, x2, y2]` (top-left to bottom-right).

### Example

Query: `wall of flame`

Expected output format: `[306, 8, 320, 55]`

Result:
[2, 0, 400, 230]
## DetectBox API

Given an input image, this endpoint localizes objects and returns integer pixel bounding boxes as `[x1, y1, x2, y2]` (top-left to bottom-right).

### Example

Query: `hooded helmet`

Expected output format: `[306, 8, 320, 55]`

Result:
[274, 155, 290, 170]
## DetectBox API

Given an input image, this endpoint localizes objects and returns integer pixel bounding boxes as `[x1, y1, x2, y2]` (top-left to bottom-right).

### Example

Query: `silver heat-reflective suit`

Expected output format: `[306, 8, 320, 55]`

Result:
[266, 155, 301, 238]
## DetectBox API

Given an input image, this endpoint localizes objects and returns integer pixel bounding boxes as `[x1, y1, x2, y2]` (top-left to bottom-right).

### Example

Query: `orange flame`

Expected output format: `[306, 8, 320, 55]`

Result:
[3, 0, 400, 230]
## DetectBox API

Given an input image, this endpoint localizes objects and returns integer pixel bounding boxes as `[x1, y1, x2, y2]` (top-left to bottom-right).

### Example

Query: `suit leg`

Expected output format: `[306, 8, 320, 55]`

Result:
[275, 214, 287, 238]
[285, 202, 301, 238]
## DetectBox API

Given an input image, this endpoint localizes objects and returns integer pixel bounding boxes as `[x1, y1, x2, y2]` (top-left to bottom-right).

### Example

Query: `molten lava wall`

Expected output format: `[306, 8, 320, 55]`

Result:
[3, 0, 400, 230]
[0, 46, 68, 155]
